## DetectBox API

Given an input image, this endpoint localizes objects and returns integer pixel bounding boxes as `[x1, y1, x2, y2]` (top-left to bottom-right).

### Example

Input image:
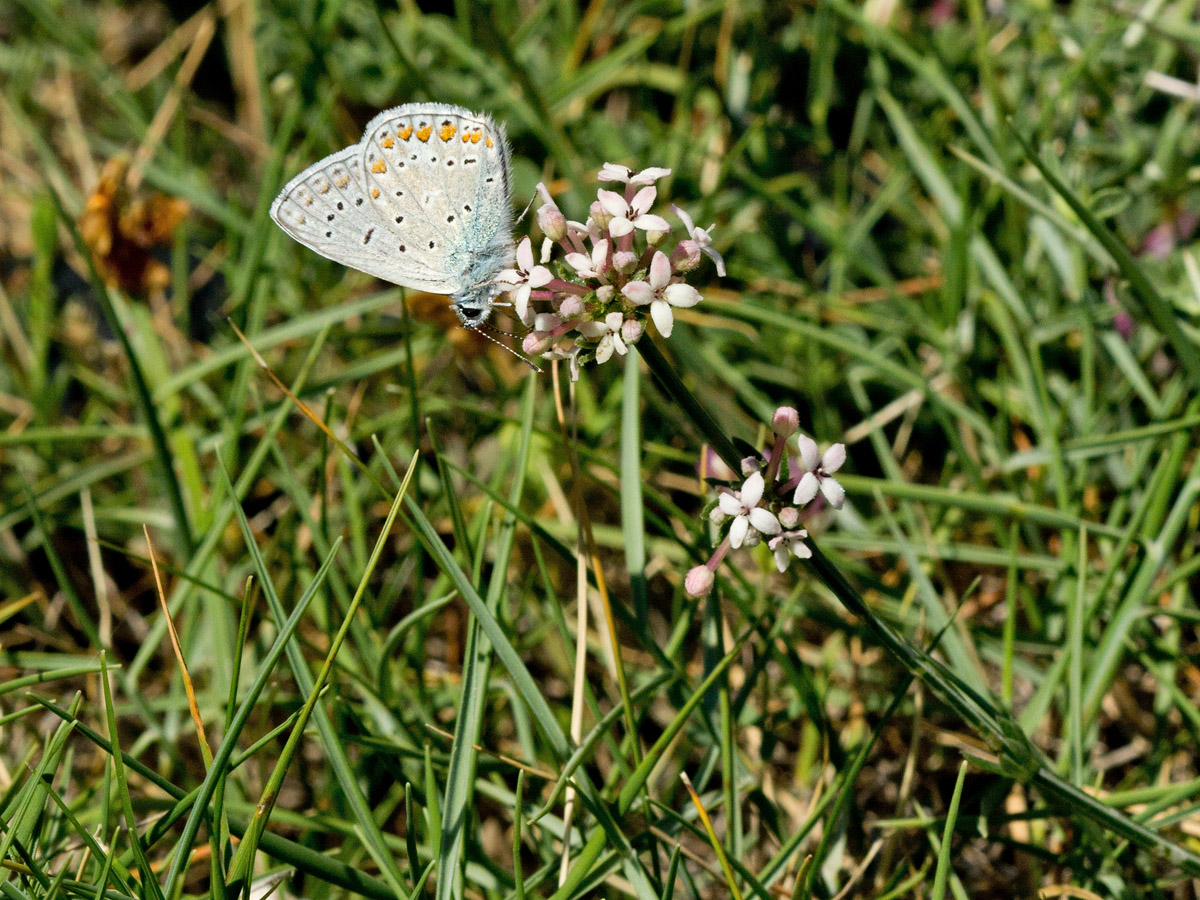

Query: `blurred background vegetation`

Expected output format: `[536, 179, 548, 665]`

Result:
[3, 0, 1200, 897]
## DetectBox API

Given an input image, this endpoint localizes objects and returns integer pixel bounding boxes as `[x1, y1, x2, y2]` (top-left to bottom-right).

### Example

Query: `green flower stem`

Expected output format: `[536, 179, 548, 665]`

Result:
[634, 336, 1200, 876]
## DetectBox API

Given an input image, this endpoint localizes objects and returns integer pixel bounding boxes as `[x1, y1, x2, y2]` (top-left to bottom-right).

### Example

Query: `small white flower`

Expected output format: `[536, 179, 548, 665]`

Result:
[621, 251, 701, 338]
[671, 204, 726, 277]
[496, 237, 552, 320]
[598, 163, 672, 185]
[717, 471, 780, 549]
[768, 530, 811, 572]
[577, 311, 628, 364]
[793, 437, 847, 509]
[565, 238, 609, 280]
[597, 187, 670, 237]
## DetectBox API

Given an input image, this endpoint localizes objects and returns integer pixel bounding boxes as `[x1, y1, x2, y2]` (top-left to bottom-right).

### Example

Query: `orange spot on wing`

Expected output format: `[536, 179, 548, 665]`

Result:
[398, 125, 413, 140]
[381, 136, 394, 148]
[439, 123, 456, 141]
[371, 159, 387, 174]
[485, 137, 494, 148]
[371, 187, 380, 198]
[469, 130, 482, 144]
[417, 124, 433, 142]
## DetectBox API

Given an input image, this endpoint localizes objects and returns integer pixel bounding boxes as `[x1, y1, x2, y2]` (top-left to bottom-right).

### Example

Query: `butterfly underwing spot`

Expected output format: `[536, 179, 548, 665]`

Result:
[363, 229, 373, 244]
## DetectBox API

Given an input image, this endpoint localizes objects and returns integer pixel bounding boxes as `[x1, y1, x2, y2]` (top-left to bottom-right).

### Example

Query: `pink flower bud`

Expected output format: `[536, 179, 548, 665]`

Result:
[646, 228, 670, 246]
[538, 204, 567, 242]
[740, 456, 761, 476]
[778, 506, 800, 528]
[685, 565, 715, 597]
[595, 285, 615, 302]
[621, 318, 643, 344]
[709, 506, 729, 525]
[558, 295, 584, 318]
[590, 199, 613, 230]
[772, 406, 799, 438]
[672, 240, 701, 272]
[614, 250, 638, 273]
[523, 332, 547, 355]
[533, 313, 562, 332]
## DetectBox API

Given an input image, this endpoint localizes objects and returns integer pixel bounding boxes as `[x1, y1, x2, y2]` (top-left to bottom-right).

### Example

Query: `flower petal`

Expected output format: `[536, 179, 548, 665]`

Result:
[718, 492, 744, 516]
[671, 203, 697, 234]
[773, 546, 790, 572]
[577, 320, 607, 339]
[820, 477, 846, 509]
[794, 472, 820, 506]
[797, 435, 820, 471]
[608, 217, 634, 237]
[650, 299, 674, 338]
[632, 213, 671, 232]
[729, 515, 749, 549]
[514, 284, 531, 321]
[741, 471, 765, 507]
[622, 280, 655, 305]
[822, 443, 847, 474]
[528, 265, 552, 288]
[516, 236, 534, 271]
[564, 252, 594, 275]
[630, 166, 671, 185]
[701, 244, 727, 277]
[630, 185, 657, 215]
[598, 163, 632, 182]
[649, 251, 672, 289]
[594, 336, 614, 364]
[597, 189, 630, 218]
[748, 507, 781, 536]
[792, 541, 813, 560]
[664, 283, 702, 308]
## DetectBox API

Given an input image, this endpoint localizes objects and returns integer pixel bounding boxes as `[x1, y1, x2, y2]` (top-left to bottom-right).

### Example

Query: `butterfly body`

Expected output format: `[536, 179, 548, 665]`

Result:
[270, 103, 515, 327]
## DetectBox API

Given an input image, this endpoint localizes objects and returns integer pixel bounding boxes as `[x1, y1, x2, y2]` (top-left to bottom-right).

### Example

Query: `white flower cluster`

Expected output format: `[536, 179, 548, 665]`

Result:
[686, 408, 847, 597]
[496, 164, 725, 378]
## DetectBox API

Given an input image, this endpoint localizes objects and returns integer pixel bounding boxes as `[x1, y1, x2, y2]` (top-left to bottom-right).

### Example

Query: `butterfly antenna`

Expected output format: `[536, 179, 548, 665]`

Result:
[470, 324, 542, 373]
[515, 192, 537, 226]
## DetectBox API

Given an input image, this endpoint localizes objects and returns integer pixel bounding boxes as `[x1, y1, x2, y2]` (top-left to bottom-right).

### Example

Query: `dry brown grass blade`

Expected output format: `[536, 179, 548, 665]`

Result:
[128, 10, 217, 189]
[145, 524, 213, 766]
[125, 3, 217, 91]
[422, 723, 557, 780]
[219, 0, 266, 141]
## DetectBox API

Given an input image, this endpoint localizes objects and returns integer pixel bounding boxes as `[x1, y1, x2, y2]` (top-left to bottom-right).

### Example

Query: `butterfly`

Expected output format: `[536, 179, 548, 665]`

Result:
[270, 103, 515, 328]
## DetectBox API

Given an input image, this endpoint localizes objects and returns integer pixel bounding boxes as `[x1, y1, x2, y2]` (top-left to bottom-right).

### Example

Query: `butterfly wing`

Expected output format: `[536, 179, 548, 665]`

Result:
[270, 145, 460, 294]
[359, 104, 514, 291]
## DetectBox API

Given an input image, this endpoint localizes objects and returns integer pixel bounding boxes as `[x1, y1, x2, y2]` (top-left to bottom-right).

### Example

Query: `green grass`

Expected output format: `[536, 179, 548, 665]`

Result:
[3, 0, 1200, 898]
